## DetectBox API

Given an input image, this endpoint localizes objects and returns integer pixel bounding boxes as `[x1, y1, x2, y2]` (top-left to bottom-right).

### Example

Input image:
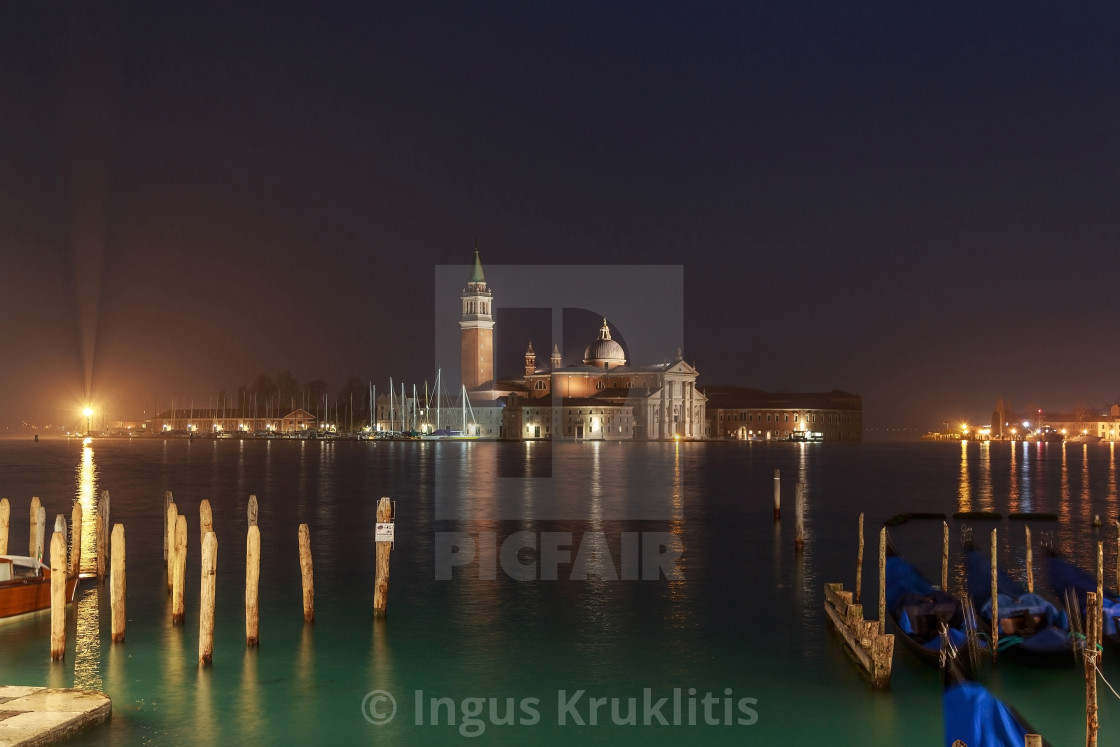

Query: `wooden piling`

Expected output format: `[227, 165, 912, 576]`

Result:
[70, 502, 83, 577]
[298, 524, 314, 623]
[794, 482, 805, 553]
[29, 496, 41, 556]
[878, 526, 886, 635]
[991, 528, 999, 662]
[772, 469, 780, 520]
[111, 524, 126, 643]
[374, 497, 392, 618]
[823, 582, 894, 688]
[50, 531, 66, 660]
[246, 525, 260, 647]
[166, 500, 178, 592]
[199, 531, 217, 666]
[172, 515, 187, 625]
[200, 499, 213, 550]
[1086, 591, 1099, 747]
[0, 497, 8, 554]
[96, 490, 110, 581]
[54, 515, 67, 559]
[247, 494, 258, 528]
[163, 490, 173, 562]
[941, 520, 949, 590]
[34, 506, 46, 563]
[855, 513, 864, 604]
[1025, 525, 1033, 593]
[1025, 735, 1042, 747]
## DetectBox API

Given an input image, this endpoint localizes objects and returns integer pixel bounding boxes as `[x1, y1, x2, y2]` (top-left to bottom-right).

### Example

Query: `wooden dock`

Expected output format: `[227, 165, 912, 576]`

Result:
[0, 686, 110, 746]
[823, 582, 894, 688]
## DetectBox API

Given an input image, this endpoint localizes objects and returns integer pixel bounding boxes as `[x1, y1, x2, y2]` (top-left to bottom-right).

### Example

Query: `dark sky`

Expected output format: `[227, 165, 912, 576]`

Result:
[1, 2, 1118, 432]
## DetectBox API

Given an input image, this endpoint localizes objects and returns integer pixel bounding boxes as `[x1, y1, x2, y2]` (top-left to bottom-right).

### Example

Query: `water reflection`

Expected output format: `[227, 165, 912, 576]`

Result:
[75, 442, 99, 575]
[240, 650, 262, 743]
[1008, 440, 1020, 511]
[1060, 443, 1071, 524]
[1109, 443, 1118, 518]
[72, 586, 102, 690]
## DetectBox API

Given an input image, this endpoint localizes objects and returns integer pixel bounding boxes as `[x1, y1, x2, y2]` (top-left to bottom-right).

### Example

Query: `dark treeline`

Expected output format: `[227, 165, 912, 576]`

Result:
[210, 371, 374, 430]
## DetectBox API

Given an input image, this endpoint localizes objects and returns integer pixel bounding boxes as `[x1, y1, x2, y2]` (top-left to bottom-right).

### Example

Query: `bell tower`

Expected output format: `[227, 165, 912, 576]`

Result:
[460, 244, 494, 391]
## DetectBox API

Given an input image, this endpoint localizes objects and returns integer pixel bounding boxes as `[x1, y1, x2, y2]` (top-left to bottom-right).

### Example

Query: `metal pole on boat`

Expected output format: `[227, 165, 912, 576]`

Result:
[50, 531, 66, 661]
[941, 521, 949, 590]
[772, 469, 780, 521]
[855, 513, 864, 604]
[878, 526, 886, 635]
[991, 528, 998, 663]
[1025, 525, 1033, 593]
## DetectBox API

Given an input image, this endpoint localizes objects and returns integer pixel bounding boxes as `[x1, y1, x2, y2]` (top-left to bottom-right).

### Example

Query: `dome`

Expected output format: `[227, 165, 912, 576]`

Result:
[583, 319, 627, 368]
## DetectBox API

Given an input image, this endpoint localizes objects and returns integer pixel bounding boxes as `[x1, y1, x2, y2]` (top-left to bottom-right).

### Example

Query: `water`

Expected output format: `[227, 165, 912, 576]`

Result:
[1, 438, 1118, 744]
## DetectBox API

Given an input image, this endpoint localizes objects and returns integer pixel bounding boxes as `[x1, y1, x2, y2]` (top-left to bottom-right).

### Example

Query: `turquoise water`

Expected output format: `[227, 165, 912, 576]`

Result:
[0, 438, 1117, 744]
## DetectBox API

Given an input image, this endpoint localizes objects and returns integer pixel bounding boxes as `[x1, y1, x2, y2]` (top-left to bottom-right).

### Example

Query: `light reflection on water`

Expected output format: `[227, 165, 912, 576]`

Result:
[4, 439, 1120, 744]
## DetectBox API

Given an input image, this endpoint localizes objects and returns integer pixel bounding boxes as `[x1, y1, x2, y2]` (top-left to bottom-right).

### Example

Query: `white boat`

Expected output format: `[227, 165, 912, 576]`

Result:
[1067, 432, 1102, 443]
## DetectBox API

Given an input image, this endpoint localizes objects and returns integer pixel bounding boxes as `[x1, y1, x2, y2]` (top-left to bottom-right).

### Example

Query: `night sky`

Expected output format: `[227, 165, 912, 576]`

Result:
[2, 2, 1118, 433]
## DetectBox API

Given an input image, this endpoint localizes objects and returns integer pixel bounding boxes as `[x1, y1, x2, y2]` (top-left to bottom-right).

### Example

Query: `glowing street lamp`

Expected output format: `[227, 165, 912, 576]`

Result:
[83, 407, 93, 436]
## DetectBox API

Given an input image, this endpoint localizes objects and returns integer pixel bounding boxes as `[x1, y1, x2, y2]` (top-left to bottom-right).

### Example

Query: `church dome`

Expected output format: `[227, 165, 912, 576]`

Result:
[583, 319, 627, 368]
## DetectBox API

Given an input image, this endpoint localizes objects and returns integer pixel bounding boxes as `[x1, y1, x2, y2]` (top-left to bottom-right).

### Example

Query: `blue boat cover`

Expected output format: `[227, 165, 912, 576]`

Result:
[1048, 555, 1120, 638]
[943, 681, 1032, 747]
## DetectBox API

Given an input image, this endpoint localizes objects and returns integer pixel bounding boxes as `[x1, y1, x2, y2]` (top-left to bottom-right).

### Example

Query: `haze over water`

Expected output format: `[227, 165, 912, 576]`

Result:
[1, 438, 1118, 744]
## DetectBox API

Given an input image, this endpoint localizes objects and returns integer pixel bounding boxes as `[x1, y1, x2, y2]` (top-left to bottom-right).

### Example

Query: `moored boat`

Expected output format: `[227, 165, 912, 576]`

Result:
[1046, 548, 1120, 648]
[0, 556, 80, 620]
[965, 544, 1073, 666]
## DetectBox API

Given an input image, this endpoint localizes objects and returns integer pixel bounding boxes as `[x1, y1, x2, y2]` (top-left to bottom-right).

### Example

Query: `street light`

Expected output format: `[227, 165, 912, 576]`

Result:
[83, 407, 93, 436]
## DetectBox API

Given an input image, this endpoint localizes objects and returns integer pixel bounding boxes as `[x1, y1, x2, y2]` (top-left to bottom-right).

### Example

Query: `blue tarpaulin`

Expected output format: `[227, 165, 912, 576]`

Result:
[943, 681, 1031, 747]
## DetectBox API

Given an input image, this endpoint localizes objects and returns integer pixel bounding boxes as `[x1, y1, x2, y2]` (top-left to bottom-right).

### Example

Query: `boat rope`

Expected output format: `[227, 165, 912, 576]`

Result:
[1092, 657, 1120, 703]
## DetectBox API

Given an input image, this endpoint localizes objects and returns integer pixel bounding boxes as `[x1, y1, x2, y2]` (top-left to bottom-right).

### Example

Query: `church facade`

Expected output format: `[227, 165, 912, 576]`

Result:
[460, 252, 706, 440]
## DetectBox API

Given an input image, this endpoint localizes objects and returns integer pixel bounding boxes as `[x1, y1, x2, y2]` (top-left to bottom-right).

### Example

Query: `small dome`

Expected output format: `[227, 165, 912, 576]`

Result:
[583, 319, 626, 368]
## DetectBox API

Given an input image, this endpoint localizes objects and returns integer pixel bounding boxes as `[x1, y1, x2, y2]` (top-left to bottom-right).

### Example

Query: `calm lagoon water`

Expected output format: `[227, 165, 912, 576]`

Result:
[1, 437, 1118, 744]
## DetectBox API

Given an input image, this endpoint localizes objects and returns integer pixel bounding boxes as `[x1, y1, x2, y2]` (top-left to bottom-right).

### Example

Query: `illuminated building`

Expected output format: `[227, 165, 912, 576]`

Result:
[703, 387, 863, 441]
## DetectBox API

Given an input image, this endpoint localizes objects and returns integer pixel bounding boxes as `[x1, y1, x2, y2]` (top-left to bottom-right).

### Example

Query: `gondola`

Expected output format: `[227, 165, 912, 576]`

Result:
[1045, 547, 1120, 648]
[884, 537, 984, 675]
[965, 543, 1073, 666]
[941, 628, 1052, 747]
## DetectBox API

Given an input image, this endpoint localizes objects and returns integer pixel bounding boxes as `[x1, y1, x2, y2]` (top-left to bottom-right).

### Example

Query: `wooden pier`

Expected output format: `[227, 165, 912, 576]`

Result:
[823, 582, 894, 688]
[0, 685, 110, 746]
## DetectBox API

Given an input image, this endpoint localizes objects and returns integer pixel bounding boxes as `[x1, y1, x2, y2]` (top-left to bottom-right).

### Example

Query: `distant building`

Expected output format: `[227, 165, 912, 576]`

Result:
[703, 387, 863, 441]
[148, 408, 317, 435]
[990, 403, 1120, 442]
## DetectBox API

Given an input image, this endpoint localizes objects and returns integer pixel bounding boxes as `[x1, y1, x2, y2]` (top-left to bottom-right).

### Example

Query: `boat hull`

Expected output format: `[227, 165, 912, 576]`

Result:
[0, 572, 80, 619]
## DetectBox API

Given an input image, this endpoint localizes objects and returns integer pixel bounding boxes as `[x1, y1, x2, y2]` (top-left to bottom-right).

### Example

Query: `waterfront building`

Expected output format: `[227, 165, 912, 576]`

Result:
[455, 250, 706, 441]
[990, 403, 1120, 442]
[703, 387, 863, 441]
[148, 408, 317, 435]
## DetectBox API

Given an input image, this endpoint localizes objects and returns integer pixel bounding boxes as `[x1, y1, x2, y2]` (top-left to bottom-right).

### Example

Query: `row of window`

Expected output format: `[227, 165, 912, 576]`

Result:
[716, 411, 858, 425]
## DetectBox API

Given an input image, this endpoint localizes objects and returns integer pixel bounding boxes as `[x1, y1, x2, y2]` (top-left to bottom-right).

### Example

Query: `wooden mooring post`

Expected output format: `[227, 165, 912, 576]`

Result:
[772, 469, 781, 520]
[1086, 590, 1100, 747]
[34, 506, 46, 563]
[823, 582, 894, 688]
[29, 496, 41, 556]
[70, 502, 83, 577]
[166, 499, 178, 592]
[0, 497, 8, 554]
[199, 531, 217, 666]
[163, 490, 173, 562]
[248, 494, 258, 528]
[1025, 734, 1043, 747]
[96, 490, 110, 581]
[1025, 525, 1033, 593]
[794, 483, 805, 553]
[50, 531, 66, 661]
[172, 515, 187, 625]
[990, 528, 999, 663]
[54, 515, 67, 561]
[941, 521, 949, 590]
[374, 497, 393, 618]
[299, 524, 314, 623]
[111, 524, 126, 642]
[878, 526, 886, 635]
[246, 524, 260, 646]
[200, 499, 213, 551]
[855, 513, 864, 604]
